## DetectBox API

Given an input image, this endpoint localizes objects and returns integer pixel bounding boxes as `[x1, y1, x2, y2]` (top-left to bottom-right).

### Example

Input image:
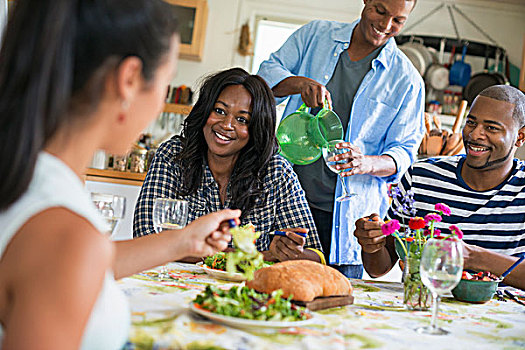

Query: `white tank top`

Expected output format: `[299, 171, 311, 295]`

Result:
[0, 152, 130, 349]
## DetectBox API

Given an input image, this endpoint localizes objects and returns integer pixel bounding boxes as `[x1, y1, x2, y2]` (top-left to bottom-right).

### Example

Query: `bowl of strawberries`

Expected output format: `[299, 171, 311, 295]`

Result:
[451, 271, 502, 303]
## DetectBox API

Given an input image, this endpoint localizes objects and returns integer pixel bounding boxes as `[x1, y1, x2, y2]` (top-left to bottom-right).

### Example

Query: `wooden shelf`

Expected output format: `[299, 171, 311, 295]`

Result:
[85, 168, 146, 182]
[163, 103, 192, 114]
[85, 103, 192, 184]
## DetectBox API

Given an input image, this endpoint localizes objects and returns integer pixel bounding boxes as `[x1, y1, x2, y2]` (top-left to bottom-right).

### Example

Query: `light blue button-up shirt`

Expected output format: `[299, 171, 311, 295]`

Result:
[258, 19, 425, 265]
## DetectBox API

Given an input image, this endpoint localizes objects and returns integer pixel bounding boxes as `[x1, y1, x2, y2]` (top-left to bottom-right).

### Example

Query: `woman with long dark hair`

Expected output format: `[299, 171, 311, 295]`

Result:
[134, 68, 324, 263]
[0, 1, 239, 348]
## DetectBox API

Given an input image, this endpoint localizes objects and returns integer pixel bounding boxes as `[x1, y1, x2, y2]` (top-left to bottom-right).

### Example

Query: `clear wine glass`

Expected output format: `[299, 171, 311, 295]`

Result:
[322, 139, 357, 201]
[417, 238, 463, 335]
[91, 193, 126, 237]
[152, 198, 189, 279]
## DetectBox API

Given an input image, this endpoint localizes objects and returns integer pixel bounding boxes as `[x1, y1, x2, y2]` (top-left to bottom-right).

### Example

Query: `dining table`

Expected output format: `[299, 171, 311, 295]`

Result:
[119, 262, 525, 350]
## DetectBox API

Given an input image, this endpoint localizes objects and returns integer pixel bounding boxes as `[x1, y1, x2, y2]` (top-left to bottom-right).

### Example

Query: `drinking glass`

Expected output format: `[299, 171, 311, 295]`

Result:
[417, 238, 463, 335]
[322, 140, 356, 201]
[152, 198, 189, 279]
[91, 193, 126, 236]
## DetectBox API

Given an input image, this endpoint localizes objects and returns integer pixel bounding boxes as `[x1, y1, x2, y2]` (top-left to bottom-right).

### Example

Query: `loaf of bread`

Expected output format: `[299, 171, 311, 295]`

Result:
[246, 260, 353, 302]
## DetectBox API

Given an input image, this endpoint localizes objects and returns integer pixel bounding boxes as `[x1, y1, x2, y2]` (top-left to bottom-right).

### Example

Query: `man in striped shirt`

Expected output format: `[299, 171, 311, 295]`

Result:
[355, 85, 525, 290]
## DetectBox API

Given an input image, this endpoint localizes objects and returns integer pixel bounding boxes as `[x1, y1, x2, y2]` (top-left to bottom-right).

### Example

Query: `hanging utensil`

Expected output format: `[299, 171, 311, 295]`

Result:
[449, 43, 471, 87]
[462, 46, 500, 105]
[425, 38, 449, 90]
[445, 44, 456, 69]
[494, 49, 509, 84]
[400, 44, 426, 76]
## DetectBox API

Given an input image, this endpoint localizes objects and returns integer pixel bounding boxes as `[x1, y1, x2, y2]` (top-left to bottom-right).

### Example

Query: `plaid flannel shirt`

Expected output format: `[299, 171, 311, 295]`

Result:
[133, 137, 322, 252]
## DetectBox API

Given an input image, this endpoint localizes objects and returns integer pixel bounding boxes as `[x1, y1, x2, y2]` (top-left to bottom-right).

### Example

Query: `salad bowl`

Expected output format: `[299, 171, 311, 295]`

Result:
[452, 271, 502, 303]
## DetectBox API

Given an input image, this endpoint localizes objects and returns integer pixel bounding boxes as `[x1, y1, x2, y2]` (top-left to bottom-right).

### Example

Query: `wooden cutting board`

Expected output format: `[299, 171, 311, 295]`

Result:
[293, 295, 354, 311]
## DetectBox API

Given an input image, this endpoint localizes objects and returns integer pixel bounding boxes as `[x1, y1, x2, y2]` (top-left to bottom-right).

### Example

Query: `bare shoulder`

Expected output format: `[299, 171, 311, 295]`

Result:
[0, 208, 115, 349]
[3, 206, 113, 288]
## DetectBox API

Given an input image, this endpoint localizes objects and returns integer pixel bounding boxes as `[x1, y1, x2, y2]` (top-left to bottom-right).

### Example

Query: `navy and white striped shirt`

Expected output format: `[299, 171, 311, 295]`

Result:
[133, 137, 322, 252]
[388, 155, 525, 257]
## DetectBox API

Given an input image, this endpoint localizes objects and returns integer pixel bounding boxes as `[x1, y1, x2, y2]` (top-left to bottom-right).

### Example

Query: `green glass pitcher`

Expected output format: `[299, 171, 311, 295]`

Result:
[276, 101, 343, 165]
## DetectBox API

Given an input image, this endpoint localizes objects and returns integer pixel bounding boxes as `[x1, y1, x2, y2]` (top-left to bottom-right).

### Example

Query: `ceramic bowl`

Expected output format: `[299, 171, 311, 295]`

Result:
[451, 277, 501, 304]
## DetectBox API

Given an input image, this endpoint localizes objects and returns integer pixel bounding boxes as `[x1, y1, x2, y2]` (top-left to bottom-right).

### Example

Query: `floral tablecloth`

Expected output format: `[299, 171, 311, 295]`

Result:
[119, 262, 525, 350]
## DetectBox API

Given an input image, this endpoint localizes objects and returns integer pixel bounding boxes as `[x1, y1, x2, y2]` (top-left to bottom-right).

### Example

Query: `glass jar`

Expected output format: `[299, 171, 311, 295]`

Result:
[113, 154, 128, 172]
[130, 149, 147, 173]
[403, 252, 431, 311]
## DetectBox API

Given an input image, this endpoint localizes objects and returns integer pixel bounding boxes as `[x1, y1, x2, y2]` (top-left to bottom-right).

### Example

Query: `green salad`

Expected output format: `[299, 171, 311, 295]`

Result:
[193, 285, 310, 321]
[203, 252, 274, 274]
[225, 224, 263, 280]
[203, 252, 228, 271]
[201, 223, 268, 280]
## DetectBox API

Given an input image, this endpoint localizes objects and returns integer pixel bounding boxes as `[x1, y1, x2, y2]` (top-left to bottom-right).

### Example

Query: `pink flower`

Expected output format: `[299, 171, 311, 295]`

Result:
[409, 217, 426, 230]
[424, 213, 442, 224]
[435, 203, 451, 216]
[381, 220, 400, 236]
[448, 225, 463, 239]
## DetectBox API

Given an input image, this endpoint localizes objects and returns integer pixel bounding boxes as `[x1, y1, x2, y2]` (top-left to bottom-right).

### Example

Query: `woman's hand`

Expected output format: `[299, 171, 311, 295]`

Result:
[268, 228, 308, 261]
[181, 209, 241, 257]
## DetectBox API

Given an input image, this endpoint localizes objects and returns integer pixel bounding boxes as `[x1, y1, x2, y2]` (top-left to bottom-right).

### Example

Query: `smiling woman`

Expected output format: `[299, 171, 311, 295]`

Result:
[133, 68, 325, 264]
[203, 85, 252, 162]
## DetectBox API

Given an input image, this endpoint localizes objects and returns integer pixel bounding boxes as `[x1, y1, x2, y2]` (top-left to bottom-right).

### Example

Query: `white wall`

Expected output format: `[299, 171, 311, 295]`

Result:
[172, 0, 525, 90]
[172, 0, 242, 88]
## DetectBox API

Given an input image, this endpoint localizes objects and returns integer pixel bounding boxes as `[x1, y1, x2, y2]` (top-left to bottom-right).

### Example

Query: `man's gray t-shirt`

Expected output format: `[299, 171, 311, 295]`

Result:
[293, 45, 383, 212]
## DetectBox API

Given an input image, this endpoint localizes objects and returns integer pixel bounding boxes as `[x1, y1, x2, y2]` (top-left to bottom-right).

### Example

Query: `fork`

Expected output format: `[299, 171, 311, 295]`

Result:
[504, 290, 525, 306]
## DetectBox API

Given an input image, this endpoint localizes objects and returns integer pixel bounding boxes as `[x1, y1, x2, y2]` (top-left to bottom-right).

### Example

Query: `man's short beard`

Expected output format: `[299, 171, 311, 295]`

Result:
[466, 148, 513, 170]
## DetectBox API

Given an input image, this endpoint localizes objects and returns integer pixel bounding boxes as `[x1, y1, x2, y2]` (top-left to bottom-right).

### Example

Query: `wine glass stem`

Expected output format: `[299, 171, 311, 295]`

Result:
[339, 174, 349, 196]
[431, 292, 440, 331]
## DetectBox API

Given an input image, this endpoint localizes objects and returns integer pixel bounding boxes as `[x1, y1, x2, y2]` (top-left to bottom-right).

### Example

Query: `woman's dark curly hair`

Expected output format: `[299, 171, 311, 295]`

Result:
[175, 67, 278, 215]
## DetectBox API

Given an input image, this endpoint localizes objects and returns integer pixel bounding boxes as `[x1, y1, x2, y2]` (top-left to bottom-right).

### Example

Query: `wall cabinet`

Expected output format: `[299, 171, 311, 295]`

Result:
[165, 0, 208, 61]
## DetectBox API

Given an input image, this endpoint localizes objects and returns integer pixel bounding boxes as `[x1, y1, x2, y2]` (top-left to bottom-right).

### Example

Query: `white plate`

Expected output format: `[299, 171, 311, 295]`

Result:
[196, 262, 246, 282]
[189, 303, 315, 329]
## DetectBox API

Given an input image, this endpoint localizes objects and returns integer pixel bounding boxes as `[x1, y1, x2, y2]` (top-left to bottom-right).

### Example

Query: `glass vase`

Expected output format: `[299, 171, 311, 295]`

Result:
[402, 252, 431, 310]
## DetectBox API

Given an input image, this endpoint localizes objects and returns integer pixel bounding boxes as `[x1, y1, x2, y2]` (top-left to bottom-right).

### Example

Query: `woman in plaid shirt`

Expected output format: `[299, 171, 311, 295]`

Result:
[134, 68, 324, 263]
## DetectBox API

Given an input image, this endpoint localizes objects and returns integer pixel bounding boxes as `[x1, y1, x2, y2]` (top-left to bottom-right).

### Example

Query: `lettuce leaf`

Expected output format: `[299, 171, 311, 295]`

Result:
[226, 224, 263, 280]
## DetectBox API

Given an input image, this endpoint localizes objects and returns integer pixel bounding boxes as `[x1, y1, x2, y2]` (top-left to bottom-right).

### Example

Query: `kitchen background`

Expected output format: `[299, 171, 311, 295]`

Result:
[1, 0, 523, 148]
[169, 0, 525, 155]
[1, 0, 524, 280]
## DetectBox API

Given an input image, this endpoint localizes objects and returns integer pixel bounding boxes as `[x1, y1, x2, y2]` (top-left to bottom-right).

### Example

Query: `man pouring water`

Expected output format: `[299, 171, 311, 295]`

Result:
[258, 0, 425, 277]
